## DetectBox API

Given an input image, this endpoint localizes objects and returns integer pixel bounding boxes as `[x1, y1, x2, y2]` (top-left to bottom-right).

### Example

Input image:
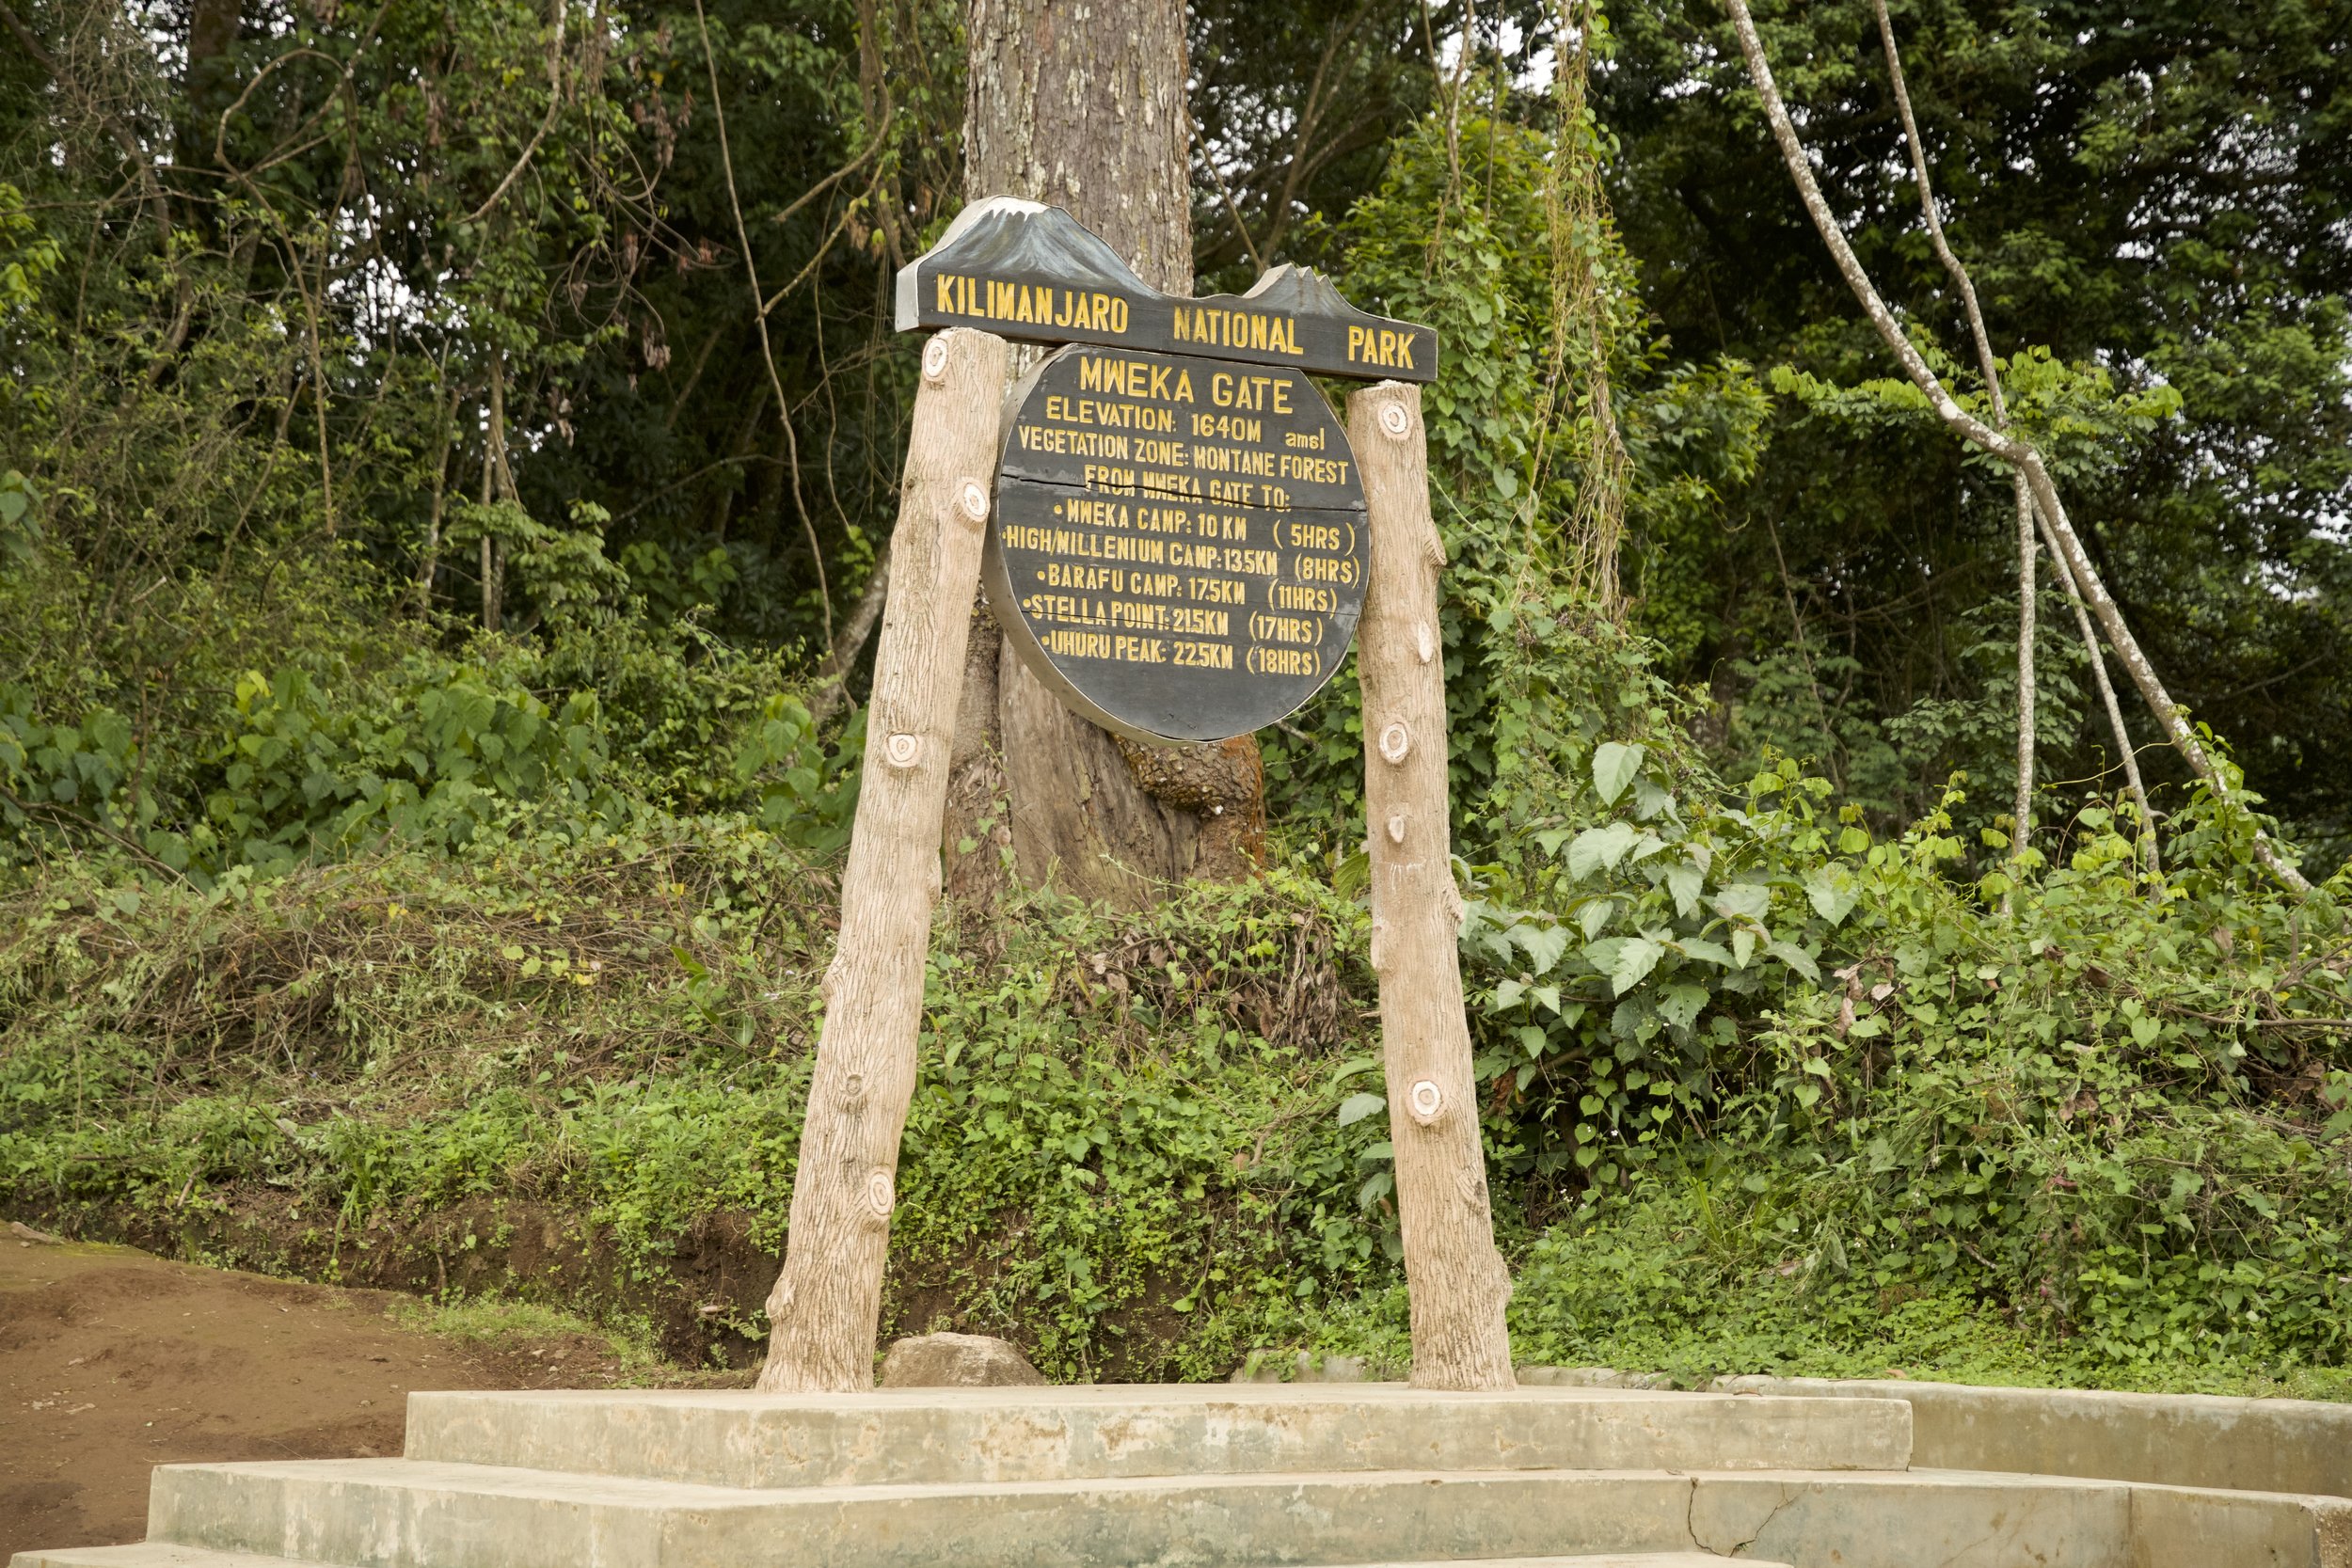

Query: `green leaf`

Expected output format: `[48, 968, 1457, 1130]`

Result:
[1592, 741, 1645, 805]
[1337, 1091, 1387, 1128]
[1510, 922, 1571, 975]
[1805, 865, 1859, 926]
[1677, 938, 1736, 968]
[1631, 775, 1677, 820]
[1566, 821, 1640, 879]
[1657, 982, 1708, 1030]
[1767, 940, 1821, 983]
[1665, 862, 1704, 920]
[1606, 937, 1665, 996]
[1712, 882, 1771, 922]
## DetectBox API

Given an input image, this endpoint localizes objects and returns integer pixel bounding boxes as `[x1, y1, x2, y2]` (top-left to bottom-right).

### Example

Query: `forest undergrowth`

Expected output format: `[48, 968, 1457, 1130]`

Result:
[4, 738, 2349, 1393]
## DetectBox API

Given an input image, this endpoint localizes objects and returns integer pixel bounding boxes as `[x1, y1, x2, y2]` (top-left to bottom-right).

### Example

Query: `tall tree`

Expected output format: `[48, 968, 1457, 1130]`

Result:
[944, 0, 1266, 909]
[1598, 0, 2352, 850]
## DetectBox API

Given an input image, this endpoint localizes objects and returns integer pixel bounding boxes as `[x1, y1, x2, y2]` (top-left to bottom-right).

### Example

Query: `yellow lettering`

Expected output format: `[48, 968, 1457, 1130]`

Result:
[936, 274, 954, 312]
[1272, 378, 1292, 415]
[1174, 369, 1194, 403]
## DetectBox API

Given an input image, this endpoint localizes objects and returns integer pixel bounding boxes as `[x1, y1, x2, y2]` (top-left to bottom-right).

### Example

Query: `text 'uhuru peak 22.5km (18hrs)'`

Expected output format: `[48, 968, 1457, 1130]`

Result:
[985, 343, 1369, 744]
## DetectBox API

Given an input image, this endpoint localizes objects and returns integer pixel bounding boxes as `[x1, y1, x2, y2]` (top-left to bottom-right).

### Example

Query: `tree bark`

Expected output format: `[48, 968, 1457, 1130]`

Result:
[946, 0, 1263, 909]
[2011, 471, 2036, 872]
[2037, 505, 2162, 880]
[1350, 380, 1516, 1391]
[759, 327, 1009, 1391]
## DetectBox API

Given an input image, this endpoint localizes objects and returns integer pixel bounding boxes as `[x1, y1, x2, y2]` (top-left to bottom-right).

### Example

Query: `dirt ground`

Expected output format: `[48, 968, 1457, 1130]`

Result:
[0, 1224, 670, 1561]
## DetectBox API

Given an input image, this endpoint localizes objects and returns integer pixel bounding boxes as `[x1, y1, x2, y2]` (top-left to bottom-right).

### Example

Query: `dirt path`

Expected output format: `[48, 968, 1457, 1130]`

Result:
[0, 1225, 671, 1561]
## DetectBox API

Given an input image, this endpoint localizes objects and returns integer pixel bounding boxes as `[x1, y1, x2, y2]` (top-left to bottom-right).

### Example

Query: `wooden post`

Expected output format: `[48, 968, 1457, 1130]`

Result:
[1348, 380, 1517, 1391]
[758, 326, 1009, 1392]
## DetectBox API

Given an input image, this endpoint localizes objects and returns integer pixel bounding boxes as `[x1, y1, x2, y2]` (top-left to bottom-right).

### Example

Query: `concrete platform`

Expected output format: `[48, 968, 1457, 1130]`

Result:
[1716, 1375, 2352, 1497]
[402, 1384, 1912, 1486]
[12, 1381, 2352, 1568]
[12, 1551, 1788, 1568]
[133, 1460, 2137, 1568]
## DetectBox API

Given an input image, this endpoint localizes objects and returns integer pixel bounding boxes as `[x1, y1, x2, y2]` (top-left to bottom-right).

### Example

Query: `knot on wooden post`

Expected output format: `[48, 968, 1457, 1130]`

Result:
[1378, 721, 1412, 765]
[922, 336, 951, 384]
[1378, 402, 1412, 439]
[958, 479, 990, 525]
[1406, 1078, 1444, 1125]
[1415, 621, 1436, 664]
[1386, 812, 1407, 844]
[865, 1168, 895, 1221]
[884, 732, 922, 768]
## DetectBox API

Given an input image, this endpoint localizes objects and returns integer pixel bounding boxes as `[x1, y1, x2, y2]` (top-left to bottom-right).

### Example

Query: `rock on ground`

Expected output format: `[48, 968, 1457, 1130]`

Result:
[879, 1332, 1045, 1386]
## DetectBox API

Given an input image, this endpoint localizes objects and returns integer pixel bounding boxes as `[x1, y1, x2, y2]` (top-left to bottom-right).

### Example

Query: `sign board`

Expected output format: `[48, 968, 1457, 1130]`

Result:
[982, 345, 1368, 744]
[898, 198, 1438, 383]
[898, 198, 1438, 744]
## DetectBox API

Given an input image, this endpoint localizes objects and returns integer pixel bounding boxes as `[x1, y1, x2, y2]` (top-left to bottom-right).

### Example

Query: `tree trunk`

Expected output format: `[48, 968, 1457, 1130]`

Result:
[1350, 380, 1516, 1390]
[759, 327, 1009, 1391]
[179, 0, 242, 171]
[2010, 470, 2036, 875]
[946, 0, 1264, 909]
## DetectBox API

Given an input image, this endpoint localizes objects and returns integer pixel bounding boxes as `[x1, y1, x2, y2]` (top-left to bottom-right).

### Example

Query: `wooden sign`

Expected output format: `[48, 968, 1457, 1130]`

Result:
[898, 198, 1438, 383]
[983, 344, 1369, 743]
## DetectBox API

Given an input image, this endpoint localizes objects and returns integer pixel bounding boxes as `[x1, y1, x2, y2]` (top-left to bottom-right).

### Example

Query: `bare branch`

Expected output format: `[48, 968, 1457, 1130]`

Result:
[1723, 0, 2311, 894]
[693, 0, 833, 650]
[2036, 504, 2161, 880]
[467, 0, 571, 225]
[0, 0, 173, 241]
[1872, 0, 2004, 425]
[1189, 103, 1264, 273]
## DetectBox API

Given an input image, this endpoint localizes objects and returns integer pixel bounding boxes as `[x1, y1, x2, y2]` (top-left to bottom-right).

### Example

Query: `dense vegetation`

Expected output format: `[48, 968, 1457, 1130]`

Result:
[3, 0, 2349, 1391]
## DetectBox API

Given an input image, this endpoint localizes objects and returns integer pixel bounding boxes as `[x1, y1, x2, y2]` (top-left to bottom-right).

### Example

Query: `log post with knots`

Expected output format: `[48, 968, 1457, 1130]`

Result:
[758, 325, 1008, 1392]
[1349, 380, 1518, 1391]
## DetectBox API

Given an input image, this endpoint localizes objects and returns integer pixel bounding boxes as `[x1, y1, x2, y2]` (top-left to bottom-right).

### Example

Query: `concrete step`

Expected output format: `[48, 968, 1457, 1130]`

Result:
[1716, 1375, 2352, 1497]
[1323, 1560, 1789, 1567]
[143, 1456, 2144, 1568]
[1323, 1560, 1791, 1567]
[401, 1383, 1912, 1487]
[8, 1553, 1784, 1568]
[8, 1548, 342, 1568]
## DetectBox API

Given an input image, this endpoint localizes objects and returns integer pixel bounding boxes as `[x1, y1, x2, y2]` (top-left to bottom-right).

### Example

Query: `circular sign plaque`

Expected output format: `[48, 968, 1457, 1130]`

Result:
[984, 344, 1369, 744]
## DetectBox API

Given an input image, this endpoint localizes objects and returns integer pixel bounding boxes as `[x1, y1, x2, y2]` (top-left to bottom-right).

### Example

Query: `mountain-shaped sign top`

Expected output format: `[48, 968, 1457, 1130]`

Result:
[896, 198, 1438, 383]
